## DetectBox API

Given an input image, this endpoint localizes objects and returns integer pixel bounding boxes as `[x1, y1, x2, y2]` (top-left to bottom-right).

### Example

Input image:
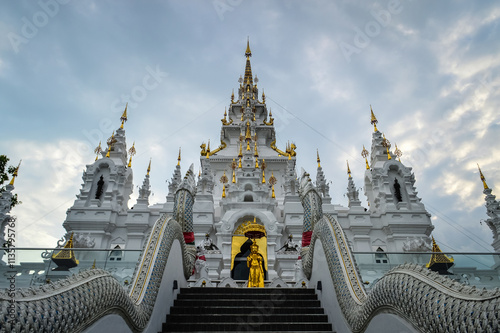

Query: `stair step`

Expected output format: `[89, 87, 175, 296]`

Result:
[162, 322, 333, 332]
[160, 287, 333, 332]
[170, 306, 324, 315]
[173, 299, 321, 307]
[176, 293, 318, 300]
[166, 314, 329, 323]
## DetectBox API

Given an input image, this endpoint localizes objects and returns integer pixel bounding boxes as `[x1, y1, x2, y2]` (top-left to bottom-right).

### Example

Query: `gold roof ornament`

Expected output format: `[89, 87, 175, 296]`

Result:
[236, 217, 266, 239]
[146, 158, 151, 176]
[177, 147, 181, 166]
[245, 37, 252, 57]
[220, 170, 229, 184]
[127, 142, 136, 168]
[232, 168, 236, 183]
[317, 150, 321, 168]
[262, 90, 266, 103]
[94, 141, 102, 161]
[269, 172, 277, 199]
[426, 237, 454, 274]
[120, 103, 128, 129]
[231, 90, 235, 104]
[105, 131, 115, 158]
[8, 160, 21, 186]
[254, 141, 259, 157]
[370, 105, 378, 132]
[222, 184, 226, 198]
[261, 159, 266, 184]
[347, 160, 351, 177]
[91, 259, 96, 269]
[51, 232, 79, 270]
[382, 134, 392, 160]
[477, 164, 489, 190]
[361, 145, 370, 170]
[394, 143, 402, 162]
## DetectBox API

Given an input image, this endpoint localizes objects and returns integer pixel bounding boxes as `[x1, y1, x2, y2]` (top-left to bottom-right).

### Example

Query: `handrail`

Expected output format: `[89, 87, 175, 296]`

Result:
[302, 214, 500, 332]
[0, 214, 195, 332]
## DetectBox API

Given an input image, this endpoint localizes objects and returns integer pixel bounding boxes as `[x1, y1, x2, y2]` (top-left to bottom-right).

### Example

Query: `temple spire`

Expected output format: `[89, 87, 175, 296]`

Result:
[120, 103, 128, 129]
[370, 105, 378, 132]
[8, 160, 21, 186]
[478, 164, 489, 190]
[177, 147, 181, 166]
[244, 38, 253, 85]
[147, 158, 151, 176]
[317, 149, 321, 168]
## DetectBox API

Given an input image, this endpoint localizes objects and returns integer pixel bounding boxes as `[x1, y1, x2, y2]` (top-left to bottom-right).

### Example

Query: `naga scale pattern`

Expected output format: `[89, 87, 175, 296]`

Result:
[0, 215, 195, 333]
[303, 214, 500, 332]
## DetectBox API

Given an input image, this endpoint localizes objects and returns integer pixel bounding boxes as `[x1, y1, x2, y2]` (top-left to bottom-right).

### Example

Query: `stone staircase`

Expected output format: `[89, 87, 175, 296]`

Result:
[160, 287, 334, 332]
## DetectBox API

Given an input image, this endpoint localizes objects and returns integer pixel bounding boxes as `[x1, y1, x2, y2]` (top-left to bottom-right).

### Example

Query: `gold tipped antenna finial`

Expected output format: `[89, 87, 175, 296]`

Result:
[120, 103, 128, 129]
[94, 141, 102, 161]
[370, 105, 378, 132]
[8, 160, 22, 186]
[127, 142, 136, 167]
[361, 145, 370, 170]
[347, 160, 351, 176]
[147, 158, 151, 176]
[317, 149, 321, 168]
[177, 147, 181, 166]
[245, 37, 252, 57]
[477, 164, 489, 189]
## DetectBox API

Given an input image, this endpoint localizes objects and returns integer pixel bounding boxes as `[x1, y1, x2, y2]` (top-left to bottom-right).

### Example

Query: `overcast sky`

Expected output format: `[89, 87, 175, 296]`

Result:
[1, 1, 499, 252]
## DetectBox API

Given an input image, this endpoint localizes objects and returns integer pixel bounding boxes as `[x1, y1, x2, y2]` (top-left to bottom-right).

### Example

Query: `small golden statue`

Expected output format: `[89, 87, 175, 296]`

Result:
[247, 241, 264, 288]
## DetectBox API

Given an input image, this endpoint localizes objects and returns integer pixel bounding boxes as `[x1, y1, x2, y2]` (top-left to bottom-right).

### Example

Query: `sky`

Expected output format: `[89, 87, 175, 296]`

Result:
[0, 0, 499, 252]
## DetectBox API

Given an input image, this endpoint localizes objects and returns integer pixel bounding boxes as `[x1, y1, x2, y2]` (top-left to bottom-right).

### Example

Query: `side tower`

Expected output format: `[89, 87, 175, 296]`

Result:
[478, 165, 500, 253]
[63, 109, 137, 249]
[353, 108, 434, 251]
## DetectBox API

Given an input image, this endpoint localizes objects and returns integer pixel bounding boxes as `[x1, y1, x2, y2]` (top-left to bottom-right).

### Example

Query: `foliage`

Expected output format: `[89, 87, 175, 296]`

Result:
[0, 155, 21, 208]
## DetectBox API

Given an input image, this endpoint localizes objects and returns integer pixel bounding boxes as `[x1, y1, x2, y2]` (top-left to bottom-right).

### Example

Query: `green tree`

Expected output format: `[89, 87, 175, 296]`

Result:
[0, 155, 21, 208]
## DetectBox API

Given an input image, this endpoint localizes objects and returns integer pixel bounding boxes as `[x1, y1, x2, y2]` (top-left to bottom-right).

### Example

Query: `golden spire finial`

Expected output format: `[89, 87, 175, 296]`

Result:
[238, 157, 242, 168]
[8, 160, 21, 186]
[347, 160, 351, 177]
[120, 103, 128, 129]
[271, 184, 275, 198]
[370, 105, 378, 132]
[177, 147, 181, 166]
[262, 159, 266, 183]
[127, 142, 136, 168]
[91, 259, 96, 269]
[245, 37, 252, 57]
[231, 90, 234, 103]
[222, 184, 226, 198]
[262, 89, 265, 103]
[478, 164, 489, 189]
[361, 145, 370, 170]
[394, 143, 402, 162]
[382, 134, 392, 160]
[232, 168, 236, 183]
[146, 158, 151, 176]
[317, 149, 321, 168]
[106, 131, 114, 158]
[254, 141, 259, 157]
[94, 141, 102, 161]
[255, 158, 259, 169]
[238, 142, 243, 158]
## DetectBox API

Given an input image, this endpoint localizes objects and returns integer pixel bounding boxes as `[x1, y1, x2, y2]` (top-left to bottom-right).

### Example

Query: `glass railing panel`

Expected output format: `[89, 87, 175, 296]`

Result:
[352, 252, 500, 290]
[0, 248, 142, 289]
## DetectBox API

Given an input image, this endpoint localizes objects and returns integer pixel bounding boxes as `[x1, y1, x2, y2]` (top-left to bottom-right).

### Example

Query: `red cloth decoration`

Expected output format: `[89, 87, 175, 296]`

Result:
[302, 231, 312, 247]
[183, 232, 195, 244]
[198, 255, 206, 261]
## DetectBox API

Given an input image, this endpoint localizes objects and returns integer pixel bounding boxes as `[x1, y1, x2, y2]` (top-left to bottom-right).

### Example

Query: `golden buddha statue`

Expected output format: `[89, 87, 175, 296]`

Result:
[247, 241, 264, 288]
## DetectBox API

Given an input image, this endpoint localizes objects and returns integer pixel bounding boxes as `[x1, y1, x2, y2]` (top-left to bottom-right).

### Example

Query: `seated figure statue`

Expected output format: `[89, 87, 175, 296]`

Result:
[277, 234, 300, 253]
[198, 233, 219, 251]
